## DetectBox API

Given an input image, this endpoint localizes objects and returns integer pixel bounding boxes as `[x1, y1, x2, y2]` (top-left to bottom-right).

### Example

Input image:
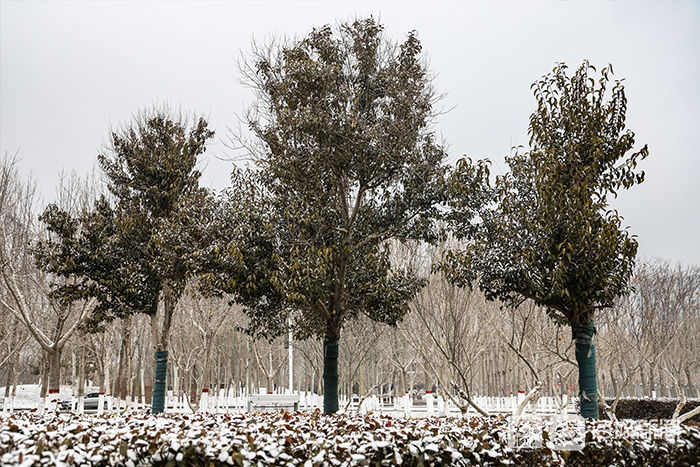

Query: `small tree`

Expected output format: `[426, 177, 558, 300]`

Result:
[35, 107, 214, 413]
[443, 62, 649, 418]
[232, 18, 449, 413]
[1, 156, 95, 406]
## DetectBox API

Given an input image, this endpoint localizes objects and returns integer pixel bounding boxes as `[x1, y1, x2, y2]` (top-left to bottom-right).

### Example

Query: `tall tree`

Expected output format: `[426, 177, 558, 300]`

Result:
[442, 61, 649, 418]
[232, 18, 449, 413]
[35, 108, 214, 413]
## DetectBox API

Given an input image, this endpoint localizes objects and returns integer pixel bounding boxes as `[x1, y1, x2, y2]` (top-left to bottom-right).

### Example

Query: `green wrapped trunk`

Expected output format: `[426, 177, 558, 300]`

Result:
[323, 336, 339, 415]
[152, 350, 168, 414]
[572, 321, 599, 419]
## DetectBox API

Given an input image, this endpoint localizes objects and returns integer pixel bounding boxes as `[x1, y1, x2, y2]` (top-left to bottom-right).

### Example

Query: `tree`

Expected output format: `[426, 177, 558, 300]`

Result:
[230, 18, 449, 413]
[0, 156, 95, 408]
[442, 61, 649, 418]
[402, 264, 491, 416]
[35, 108, 214, 413]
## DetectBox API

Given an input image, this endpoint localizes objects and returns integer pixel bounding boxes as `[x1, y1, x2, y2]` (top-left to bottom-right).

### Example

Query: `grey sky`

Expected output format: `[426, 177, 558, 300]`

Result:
[1, 1, 699, 264]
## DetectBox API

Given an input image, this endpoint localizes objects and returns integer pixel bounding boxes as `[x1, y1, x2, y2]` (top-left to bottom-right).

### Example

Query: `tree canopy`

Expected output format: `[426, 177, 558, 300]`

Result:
[223, 18, 450, 413]
[34, 107, 215, 413]
[442, 61, 650, 418]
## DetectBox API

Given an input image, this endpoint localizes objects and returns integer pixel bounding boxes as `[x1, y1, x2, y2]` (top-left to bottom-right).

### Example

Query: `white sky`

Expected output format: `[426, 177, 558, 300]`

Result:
[1, 0, 699, 264]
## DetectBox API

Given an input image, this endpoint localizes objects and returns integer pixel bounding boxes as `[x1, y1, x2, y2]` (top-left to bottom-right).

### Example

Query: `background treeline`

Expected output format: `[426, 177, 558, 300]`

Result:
[1, 155, 697, 404]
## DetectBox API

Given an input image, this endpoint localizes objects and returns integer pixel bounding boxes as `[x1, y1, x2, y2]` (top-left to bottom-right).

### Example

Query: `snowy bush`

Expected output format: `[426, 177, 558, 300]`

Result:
[0, 411, 698, 466]
[602, 398, 700, 423]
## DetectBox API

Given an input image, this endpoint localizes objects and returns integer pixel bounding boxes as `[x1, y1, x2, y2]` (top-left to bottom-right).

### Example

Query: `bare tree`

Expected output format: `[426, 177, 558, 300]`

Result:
[0, 156, 95, 405]
[402, 271, 490, 416]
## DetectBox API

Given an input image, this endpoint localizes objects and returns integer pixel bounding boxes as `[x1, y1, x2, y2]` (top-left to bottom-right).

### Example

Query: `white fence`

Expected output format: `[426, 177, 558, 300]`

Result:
[134, 389, 578, 419]
[2, 386, 578, 419]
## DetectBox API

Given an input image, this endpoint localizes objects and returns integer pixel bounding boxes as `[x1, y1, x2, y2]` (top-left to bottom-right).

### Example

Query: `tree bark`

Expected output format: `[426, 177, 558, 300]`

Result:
[103, 359, 111, 395]
[139, 358, 145, 406]
[572, 321, 598, 419]
[4, 357, 12, 399]
[152, 349, 168, 414]
[685, 367, 696, 398]
[245, 339, 250, 395]
[116, 318, 131, 399]
[323, 335, 340, 414]
[640, 364, 648, 397]
[71, 348, 77, 396]
[609, 368, 618, 398]
[47, 348, 62, 394]
[77, 343, 85, 411]
[39, 350, 49, 399]
[151, 286, 175, 414]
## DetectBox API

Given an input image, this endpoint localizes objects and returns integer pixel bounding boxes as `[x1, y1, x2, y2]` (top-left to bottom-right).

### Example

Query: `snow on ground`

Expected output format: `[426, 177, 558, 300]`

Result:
[1, 411, 698, 466]
[1, 385, 100, 410]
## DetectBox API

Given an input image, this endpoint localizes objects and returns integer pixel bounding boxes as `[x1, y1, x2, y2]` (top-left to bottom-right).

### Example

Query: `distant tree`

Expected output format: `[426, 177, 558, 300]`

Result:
[597, 260, 699, 418]
[403, 266, 493, 416]
[442, 61, 649, 418]
[0, 156, 94, 406]
[229, 18, 450, 413]
[35, 108, 214, 413]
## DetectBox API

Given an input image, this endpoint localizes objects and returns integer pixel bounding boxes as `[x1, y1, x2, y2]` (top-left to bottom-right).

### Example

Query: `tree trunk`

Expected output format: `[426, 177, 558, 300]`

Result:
[173, 363, 180, 400]
[640, 365, 648, 397]
[153, 291, 173, 412]
[216, 352, 221, 400]
[39, 351, 49, 399]
[609, 368, 618, 398]
[71, 348, 77, 396]
[245, 339, 250, 395]
[116, 318, 131, 399]
[12, 354, 19, 398]
[618, 363, 629, 397]
[47, 348, 62, 395]
[323, 335, 340, 414]
[78, 343, 85, 412]
[201, 337, 213, 402]
[685, 366, 696, 398]
[151, 285, 175, 414]
[103, 358, 111, 395]
[150, 313, 167, 413]
[501, 351, 508, 396]
[4, 351, 13, 399]
[359, 362, 366, 397]
[152, 349, 168, 414]
[127, 339, 133, 402]
[572, 321, 598, 419]
[140, 359, 146, 407]
[558, 372, 565, 399]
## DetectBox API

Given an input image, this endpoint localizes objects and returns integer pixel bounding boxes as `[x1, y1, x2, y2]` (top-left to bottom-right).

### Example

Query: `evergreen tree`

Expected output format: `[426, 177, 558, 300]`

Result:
[442, 62, 649, 418]
[35, 107, 214, 413]
[233, 18, 448, 413]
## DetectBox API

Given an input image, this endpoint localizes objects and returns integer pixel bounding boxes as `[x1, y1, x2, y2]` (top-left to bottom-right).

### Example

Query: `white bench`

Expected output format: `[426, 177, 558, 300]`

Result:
[247, 394, 299, 412]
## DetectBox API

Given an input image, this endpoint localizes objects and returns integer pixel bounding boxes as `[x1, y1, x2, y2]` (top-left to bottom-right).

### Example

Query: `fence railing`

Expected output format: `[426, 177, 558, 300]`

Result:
[2, 387, 579, 418]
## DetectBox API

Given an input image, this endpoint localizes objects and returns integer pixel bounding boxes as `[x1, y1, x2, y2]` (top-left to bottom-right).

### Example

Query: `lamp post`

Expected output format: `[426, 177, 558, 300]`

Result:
[288, 315, 293, 393]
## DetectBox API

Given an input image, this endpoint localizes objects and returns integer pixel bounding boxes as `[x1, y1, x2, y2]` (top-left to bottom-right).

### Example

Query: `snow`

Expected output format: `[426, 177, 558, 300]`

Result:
[0, 385, 100, 411]
[0, 411, 698, 466]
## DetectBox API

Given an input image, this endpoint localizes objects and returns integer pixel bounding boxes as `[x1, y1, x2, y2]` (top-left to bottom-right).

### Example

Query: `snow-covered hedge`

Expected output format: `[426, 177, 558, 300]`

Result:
[602, 398, 700, 423]
[1, 411, 698, 466]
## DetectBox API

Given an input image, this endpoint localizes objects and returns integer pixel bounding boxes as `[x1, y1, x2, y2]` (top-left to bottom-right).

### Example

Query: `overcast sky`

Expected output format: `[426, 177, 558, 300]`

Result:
[1, 1, 699, 264]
